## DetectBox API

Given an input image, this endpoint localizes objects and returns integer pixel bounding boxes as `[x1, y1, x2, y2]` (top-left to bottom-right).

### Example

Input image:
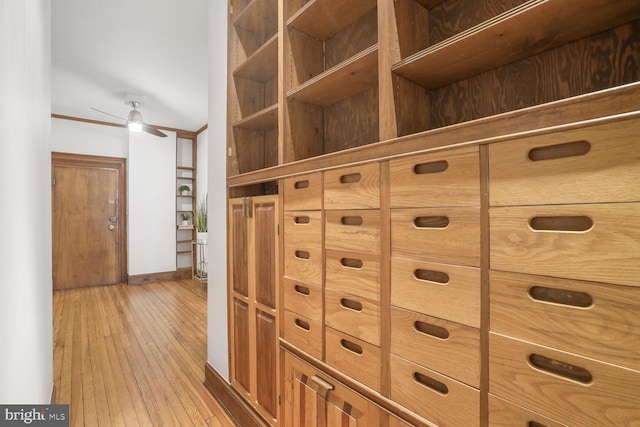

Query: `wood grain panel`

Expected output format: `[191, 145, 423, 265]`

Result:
[325, 250, 381, 302]
[232, 298, 251, 394]
[489, 118, 640, 205]
[391, 257, 480, 328]
[288, 29, 324, 88]
[283, 310, 323, 360]
[324, 163, 380, 210]
[230, 201, 249, 296]
[391, 207, 481, 266]
[390, 354, 480, 426]
[394, 0, 430, 59]
[325, 8, 379, 69]
[254, 200, 277, 308]
[324, 87, 380, 154]
[255, 310, 277, 418]
[325, 327, 381, 392]
[391, 307, 480, 387]
[490, 270, 640, 371]
[490, 203, 640, 287]
[284, 210, 323, 247]
[590, 20, 640, 91]
[489, 333, 640, 426]
[325, 288, 381, 346]
[282, 278, 323, 321]
[283, 172, 323, 211]
[284, 244, 323, 284]
[390, 145, 480, 208]
[489, 395, 568, 427]
[325, 209, 381, 255]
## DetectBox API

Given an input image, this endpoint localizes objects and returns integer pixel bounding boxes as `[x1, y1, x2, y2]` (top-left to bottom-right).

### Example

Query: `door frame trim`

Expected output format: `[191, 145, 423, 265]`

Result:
[52, 152, 128, 285]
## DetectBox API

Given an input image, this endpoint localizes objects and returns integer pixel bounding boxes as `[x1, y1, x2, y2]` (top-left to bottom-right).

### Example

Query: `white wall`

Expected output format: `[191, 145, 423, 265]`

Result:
[128, 131, 177, 275]
[0, 0, 53, 403]
[207, 0, 229, 379]
[197, 128, 208, 199]
[51, 117, 128, 157]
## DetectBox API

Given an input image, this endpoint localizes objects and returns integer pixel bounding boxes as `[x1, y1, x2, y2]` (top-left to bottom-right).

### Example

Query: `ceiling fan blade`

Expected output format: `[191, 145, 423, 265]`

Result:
[143, 124, 168, 138]
[90, 107, 127, 122]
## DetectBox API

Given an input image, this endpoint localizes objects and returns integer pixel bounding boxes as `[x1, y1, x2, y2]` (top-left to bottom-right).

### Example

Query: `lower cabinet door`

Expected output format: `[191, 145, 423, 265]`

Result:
[283, 351, 381, 427]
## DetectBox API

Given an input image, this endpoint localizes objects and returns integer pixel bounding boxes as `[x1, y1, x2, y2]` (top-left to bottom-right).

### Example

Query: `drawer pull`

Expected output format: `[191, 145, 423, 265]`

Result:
[294, 318, 310, 331]
[528, 422, 546, 427]
[413, 160, 448, 175]
[528, 140, 591, 161]
[529, 216, 593, 232]
[529, 286, 593, 308]
[414, 216, 449, 229]
[414, 268, 449, 284]
[340, 298, 363, 312]
[311, 375, 334, 391]
[340, 339, 363, 355]
[528, 354, 593, 384]
[339, 172, 361, 184]
[294, 284, 310, 296]
[341, 257, 363, 269]
[294, 215, 310, 224]
[295, 250, 310, 260]
[414, 321, 450, 340]
[341, 216, 363, 226]
[294, 180, 310, 189]
[413, 372, 448, 395]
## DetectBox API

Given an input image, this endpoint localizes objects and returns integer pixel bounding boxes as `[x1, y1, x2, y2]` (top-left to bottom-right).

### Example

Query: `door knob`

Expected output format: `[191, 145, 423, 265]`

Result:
[108, 224, 115, 230]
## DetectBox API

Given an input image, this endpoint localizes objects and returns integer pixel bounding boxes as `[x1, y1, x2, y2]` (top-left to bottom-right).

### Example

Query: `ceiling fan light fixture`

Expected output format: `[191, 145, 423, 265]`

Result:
[127, 108, 143, 132]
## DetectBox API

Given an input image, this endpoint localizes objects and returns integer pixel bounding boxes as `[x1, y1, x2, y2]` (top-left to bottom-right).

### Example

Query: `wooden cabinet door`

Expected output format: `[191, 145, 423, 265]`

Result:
[228, 195, 279, 424]
[283, 352, 381, 427]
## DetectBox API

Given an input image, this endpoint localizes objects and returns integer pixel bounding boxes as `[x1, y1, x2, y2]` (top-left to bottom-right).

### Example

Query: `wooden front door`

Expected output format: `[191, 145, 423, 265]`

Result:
[52, 153, 126, 290]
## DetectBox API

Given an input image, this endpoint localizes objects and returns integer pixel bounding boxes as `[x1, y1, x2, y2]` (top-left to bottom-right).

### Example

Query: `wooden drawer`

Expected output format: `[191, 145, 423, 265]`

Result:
[489, 333, 640, 427]
[490, 203, 640, 287]
[489, 119, 640, 206]
[325, 210, 380, 255]
[324, 163, 380, 209]
[390, 354, 480, 427]
[325, 327, 381, 392]
[282, 278, 322, 322]
[283, 172, 322, 211]
[325, 250, 380, 301]
[391, 258, 480, 328]
[491, 270, 640, 371]
[283, 244, 322, 284]
[390, 145, 480, 208]
[391, 207, 480, 267]
[283, 210, 322, 247]
[325, 288, 380, 346]
[489, 395, 568, 427]
[283, 310, 322, 360]
[391, 307, 480, 388]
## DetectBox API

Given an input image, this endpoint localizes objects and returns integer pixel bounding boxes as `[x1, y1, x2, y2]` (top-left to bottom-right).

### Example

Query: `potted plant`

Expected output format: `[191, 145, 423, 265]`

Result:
[178, 184, 191, 195]
[180, 212, 191, 226]
[193, 194, 208, 242]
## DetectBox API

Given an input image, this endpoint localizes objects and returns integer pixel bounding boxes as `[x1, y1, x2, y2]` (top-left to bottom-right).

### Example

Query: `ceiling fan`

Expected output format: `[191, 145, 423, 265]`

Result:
[91, 100, 168, 138]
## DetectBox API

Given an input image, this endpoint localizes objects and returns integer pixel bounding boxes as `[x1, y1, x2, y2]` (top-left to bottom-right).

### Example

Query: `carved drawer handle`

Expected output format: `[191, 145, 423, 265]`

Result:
[413, 372, 448, 395]
[529, 216, 593, 232]
[294, 180, 309, 189]
[340, 258, 363, 269]
[414, 268, 449, 284]
[340, 298, 363, 312]
[528, 141, 590, 161]
[339, 172, 361, 184]
[294, 216, 310, 224]
[414, 321, 450, 340]
[413, 160, 448, 175]
[529, 286, 593, 308]
[414, 216, 449, 229]
[294, 318, 310, 331]
[295, 250, 310, 260]
[341, 216, 363, 226]
[293, 285, 310, 296]
[528, 354, 593, 384]
[340, 339, 363, 355]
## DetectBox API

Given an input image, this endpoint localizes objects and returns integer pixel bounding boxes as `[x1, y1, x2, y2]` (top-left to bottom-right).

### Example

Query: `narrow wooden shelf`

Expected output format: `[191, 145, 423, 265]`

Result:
[233, 33, 278, 82]
[177, 166, 195, 171]
[392, 0, 640, 90]
[177, 176, 194, 180]
[177, 225, 195, 230]
[287, 0, 376, 41]
[233, 0, 278, 33]
[233, 104, 278, 131]
[287, 45, 379, 106]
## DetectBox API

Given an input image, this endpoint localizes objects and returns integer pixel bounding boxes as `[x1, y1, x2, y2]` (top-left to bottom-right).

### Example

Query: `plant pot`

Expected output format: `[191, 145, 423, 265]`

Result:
[196, 231, 208, 243]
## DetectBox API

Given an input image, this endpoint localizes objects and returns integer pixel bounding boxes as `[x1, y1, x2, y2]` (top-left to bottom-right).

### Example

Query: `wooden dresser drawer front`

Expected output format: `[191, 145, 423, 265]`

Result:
[390, 145, 480, 208]
[283, 173, 322, 211]
[390, 354, 480, 427]
[325, 250, 380, 301]
[325, 288, 380, 346]
[489, 395, 568, 427]
[325, 210, 381, 255]
[391, 307, 480, 388]
[283, 244, 323, 284]
[490, 203, 640, 287]
[324, 163, 380, 210]
[489, 119, 640, 206]
[325, 327, 381, 392]
[491, 270, 640, 370]
[282, 278, 323, 322]
[283, 310, 323, 360]
[489, 333, 640, 427]
[284, 211, 322, 247]
[391, 258, 480, 328]
[391, 207, 481, 267]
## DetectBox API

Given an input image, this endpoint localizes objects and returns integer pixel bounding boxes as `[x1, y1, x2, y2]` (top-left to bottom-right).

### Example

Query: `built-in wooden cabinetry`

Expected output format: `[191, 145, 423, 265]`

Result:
[176, 136, 197, 272]
[224, 0, 640, 425]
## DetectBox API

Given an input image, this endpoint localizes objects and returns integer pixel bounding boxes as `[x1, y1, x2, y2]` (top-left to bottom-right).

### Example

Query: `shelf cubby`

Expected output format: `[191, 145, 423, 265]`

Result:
[232, 0, 278, 58]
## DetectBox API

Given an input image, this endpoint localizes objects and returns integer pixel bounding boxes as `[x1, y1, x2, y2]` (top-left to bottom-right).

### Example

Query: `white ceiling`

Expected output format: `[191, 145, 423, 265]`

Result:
[51, 0, 209, 132]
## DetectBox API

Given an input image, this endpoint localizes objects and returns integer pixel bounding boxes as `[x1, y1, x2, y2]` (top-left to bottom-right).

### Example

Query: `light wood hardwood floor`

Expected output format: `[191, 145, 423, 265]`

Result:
[53, 280, 234, 427]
